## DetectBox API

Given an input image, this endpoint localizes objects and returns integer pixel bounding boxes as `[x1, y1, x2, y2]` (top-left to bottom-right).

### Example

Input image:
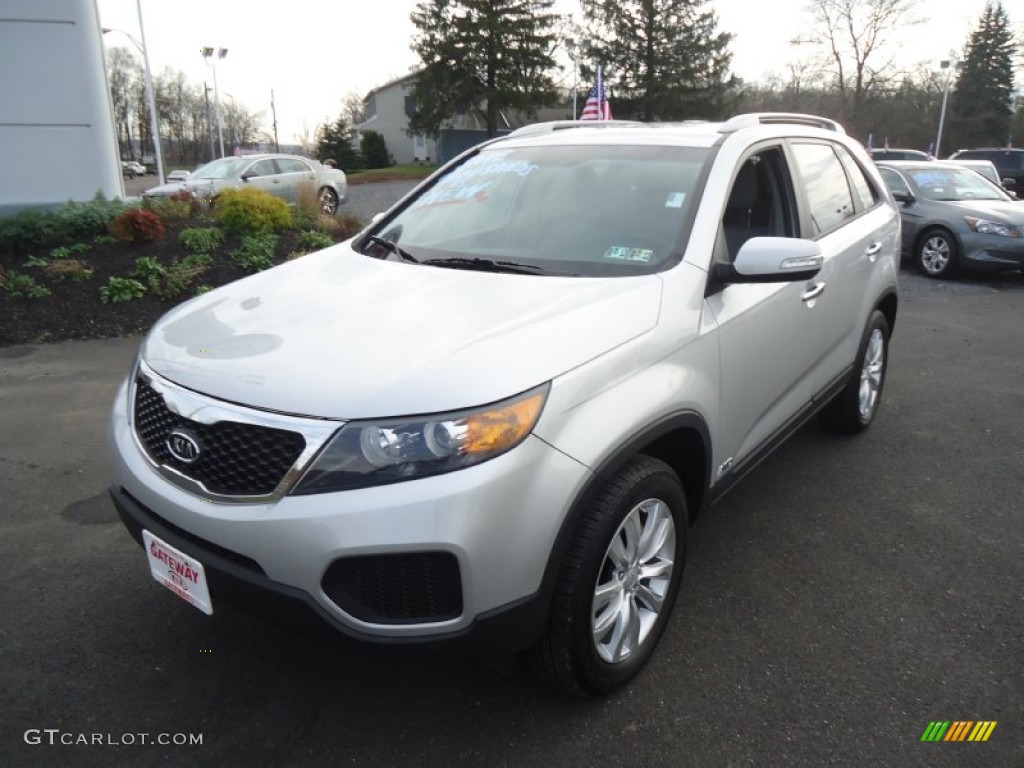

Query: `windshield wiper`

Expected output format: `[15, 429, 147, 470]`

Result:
[420, 257, 558, 275]
[364, 235, 419, 263]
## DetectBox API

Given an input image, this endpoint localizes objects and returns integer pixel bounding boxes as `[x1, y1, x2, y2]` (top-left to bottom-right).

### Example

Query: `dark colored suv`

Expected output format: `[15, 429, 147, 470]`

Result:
[947, 148, 1024, 189]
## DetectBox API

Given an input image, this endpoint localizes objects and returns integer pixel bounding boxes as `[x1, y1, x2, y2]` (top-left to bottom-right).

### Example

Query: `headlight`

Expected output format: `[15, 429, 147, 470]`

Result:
[964, 217, 1022, 239]
[291, 384, 549, 494]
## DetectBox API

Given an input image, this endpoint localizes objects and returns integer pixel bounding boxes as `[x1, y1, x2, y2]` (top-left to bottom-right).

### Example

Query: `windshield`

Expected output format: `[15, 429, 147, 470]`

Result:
[906, 167, 1008, 202]
[363, 143, 709, 277]
[190, 158, 249, 180]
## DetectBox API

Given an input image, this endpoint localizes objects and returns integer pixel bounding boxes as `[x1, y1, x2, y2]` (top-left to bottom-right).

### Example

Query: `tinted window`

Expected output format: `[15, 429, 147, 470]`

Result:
[247, 159, 277, 177]
[277, 158, 311, 174]
[836, 146, 879, 210]
[791, 143, 855, 236]
[877, 167, 911, 197]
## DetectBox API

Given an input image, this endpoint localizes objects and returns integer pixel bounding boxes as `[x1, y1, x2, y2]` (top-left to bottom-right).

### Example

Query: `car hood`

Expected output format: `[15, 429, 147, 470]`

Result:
[141, 245, 663, 418]
[941, 200, 1024, 222]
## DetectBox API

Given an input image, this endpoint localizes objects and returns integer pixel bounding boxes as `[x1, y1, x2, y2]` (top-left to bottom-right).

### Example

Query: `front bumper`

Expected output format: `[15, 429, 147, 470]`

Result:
[109, 377, 591, 648]
[961, 233, 1024, 270]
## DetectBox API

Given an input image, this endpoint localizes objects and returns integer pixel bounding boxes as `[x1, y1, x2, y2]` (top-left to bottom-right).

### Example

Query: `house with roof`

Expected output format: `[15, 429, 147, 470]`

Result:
[354, 70, 571, 166]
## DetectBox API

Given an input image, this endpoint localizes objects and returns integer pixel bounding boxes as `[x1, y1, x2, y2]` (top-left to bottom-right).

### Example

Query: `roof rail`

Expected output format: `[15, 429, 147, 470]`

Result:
[506, 119, 644, 138]
[718, 113, 845, 135]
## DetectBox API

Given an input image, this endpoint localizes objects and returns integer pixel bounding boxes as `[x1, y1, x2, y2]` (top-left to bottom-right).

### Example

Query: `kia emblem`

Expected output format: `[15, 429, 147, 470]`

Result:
[167, 429, 201, 464]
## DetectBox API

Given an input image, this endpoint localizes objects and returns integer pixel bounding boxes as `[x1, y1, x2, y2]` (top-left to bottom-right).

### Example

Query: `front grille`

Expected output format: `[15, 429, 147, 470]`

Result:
[133, 379, 306, 497]
[322, 552, 463, 624]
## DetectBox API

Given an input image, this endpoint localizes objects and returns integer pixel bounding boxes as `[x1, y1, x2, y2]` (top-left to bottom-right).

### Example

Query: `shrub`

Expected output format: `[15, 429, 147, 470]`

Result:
[0, 209, 58, 255]
[99, 276, 146, 303]
[161, 254, 213, 299]
[23, 254, 50, 268]
[143, 195, 194, 225]
[43, 259, 93, 282]
[178, 227, 224, 255]
[94, 234, 118, 246]
[361, 130, 390, 169]
[334, 212, 367, 239]
[0, 194, 123, 255]
[110, 209, 165, 244]
[50, 243, 89, 260]
[293, 182, 322, 230]
[214, 187, 292, 236]
[295, 230, 334, 254]
[194, 284, 213, 296]
[230, 233, 278, 272]
[2, 271, 51, 298]
[133, 256, 166, 292]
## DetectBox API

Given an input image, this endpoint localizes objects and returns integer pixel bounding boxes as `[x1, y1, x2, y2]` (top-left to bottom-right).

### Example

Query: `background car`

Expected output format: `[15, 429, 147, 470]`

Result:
[947, 147, 1024, 191]
[165, 168, 191, 182]
[869, 148, 932, 161]
[876, 160, 1024, 278]
[143, 153, 347, 215]
[121, 160, 147, 178]
[946, 158, 1017, 197]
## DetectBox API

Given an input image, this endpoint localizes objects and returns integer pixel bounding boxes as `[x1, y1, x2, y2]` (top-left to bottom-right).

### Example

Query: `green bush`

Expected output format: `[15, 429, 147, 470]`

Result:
[178, 227, 224, 255]
[133, 256, 166, 292]
[110, 209, 165, 244]
[230, 233, 278, 272]
[361, 130, 390, 169]
[295, 230, 334, 254]
[99, 276, 146, 303]
[2, 270, 51, 298]
[161, 254, 213, 299]
[214, 187, 292, 236]
[142, 196, 194, 225]
[0, 194, 123, 256]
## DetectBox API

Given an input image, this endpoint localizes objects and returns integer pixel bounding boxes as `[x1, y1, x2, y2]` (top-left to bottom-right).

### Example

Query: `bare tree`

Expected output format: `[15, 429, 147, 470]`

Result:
[106, 47, 143, 159]
[793, 0, 922, 119]
[342, 92, 366, 126]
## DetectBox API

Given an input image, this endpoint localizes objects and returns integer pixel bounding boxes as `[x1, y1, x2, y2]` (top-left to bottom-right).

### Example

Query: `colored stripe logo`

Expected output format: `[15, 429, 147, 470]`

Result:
[921, 721, 997, 742]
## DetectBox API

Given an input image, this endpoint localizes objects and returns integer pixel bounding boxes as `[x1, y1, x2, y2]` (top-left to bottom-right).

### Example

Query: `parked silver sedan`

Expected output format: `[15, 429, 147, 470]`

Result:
[876, 160, 1024, 278]
[143, 154, 347, 215]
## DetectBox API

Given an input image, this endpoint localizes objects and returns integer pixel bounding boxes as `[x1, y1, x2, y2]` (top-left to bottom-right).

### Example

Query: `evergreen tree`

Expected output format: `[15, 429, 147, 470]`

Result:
[580, 0, 738, 121]
[948, 1, 1016, 150]
[409, 0, 560, 137]
[315, 115, 363, 172]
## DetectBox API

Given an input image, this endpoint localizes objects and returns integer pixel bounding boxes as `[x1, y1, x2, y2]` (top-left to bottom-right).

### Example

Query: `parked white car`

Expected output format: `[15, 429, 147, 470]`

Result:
[142, 153, 347, 215]
[110, 114, 900, 696]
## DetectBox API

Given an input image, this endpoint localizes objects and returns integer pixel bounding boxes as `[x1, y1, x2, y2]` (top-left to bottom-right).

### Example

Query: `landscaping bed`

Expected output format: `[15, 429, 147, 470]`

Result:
[0, 191, 366, 347]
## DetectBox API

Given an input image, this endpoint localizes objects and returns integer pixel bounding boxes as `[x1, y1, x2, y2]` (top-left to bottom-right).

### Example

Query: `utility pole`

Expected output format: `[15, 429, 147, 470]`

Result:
[271, 89, 280, 152]
[204, 83, 216, 162]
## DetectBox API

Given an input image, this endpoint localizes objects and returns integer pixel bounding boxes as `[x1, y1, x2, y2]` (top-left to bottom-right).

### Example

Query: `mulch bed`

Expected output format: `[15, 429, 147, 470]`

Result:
[0, 223, 336, 347]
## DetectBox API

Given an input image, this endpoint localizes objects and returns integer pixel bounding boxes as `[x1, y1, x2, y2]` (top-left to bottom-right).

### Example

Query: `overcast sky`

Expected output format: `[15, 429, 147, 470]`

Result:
[96, 0, 1010, 145]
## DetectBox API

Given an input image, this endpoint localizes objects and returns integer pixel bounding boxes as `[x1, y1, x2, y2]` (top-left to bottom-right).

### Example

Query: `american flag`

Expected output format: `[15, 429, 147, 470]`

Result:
[579, 67, 612, 121]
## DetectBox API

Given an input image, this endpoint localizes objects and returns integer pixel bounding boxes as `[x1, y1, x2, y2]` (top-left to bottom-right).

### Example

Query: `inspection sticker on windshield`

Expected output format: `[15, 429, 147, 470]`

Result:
[142, 530, 213, 615]
[604, 246, 654, 263]
[665, 192, 686, 208]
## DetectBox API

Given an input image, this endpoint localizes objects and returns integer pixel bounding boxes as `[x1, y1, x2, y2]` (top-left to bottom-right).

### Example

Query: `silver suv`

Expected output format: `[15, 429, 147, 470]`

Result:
[109, 114, 900, 696]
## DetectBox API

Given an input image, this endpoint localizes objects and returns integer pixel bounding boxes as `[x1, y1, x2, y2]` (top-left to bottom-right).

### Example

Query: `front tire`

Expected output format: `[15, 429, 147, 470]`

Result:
[533, 455, 687, 696]
[319, 187, 339, 216]
[916, 228, 959, 278]
[820, 309, 890, 434]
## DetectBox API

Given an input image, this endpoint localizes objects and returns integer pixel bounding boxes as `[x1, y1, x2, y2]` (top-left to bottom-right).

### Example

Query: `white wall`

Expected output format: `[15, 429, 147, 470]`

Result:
[0, 0, 122, 213]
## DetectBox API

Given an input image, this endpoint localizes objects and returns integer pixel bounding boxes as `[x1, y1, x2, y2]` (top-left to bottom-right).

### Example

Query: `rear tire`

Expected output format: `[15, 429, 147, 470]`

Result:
[319, 187, 339, 216]
[820, 309, 890, 434]
[533, 455, 687, 696]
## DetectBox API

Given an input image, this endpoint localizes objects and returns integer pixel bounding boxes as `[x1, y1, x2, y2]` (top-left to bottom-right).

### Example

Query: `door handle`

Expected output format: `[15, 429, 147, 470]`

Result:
[865, 242, 882, 262]
[801, 282, 826, 302]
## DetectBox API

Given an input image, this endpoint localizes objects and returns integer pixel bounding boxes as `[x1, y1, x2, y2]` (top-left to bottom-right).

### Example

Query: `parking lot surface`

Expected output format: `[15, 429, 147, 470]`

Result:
[1, 251, 1021, 766]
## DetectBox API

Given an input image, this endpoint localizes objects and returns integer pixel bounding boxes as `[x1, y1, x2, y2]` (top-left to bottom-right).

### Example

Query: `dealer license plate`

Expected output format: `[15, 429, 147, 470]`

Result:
[141, 530, 213, 615]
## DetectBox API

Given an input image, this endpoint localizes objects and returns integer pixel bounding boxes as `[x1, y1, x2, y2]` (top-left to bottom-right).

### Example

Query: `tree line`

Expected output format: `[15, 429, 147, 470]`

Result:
[401, 0, 1021, 153]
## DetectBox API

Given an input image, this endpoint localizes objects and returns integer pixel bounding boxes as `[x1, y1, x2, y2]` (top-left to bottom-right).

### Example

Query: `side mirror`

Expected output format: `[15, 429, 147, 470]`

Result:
[241, 171, 256, 182]
[718, 237, 823, 284]
[891, 190, 915, 204]
[1001, 177, 1016, 189]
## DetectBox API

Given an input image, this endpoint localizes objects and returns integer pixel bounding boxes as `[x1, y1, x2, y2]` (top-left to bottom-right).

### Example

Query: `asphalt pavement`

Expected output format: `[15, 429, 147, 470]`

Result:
[1, 233, 1021, 765]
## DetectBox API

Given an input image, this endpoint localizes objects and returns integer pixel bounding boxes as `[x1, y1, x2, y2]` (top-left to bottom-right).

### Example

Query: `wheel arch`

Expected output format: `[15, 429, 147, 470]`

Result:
[876, 288, 898, 336]
[913, 224, 960, 257]
[537, 412, 711, 612]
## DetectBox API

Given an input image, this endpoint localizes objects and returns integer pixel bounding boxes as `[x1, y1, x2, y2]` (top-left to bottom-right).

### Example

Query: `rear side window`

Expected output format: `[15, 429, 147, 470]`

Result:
[791, 142, 855, 237]
[835, 146, 880, 210]
[878, 167, 911, 197]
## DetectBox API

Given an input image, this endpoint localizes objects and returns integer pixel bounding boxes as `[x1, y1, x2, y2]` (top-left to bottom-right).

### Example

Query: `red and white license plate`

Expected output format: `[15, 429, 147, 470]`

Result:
[141, 530, 213, 615]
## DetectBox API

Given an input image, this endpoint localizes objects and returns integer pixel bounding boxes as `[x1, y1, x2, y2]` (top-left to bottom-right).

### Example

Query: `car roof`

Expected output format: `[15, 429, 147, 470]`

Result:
[496, 113, 849, 150]
[875, 160, 965, 169]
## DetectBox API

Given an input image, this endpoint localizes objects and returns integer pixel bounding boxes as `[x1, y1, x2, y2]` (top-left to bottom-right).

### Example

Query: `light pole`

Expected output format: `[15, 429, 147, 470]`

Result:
[201, 46, 228, 158]
[102, 3, 165, 185]
[565, 37, 579, 119]
[935, 57, 961, 159]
